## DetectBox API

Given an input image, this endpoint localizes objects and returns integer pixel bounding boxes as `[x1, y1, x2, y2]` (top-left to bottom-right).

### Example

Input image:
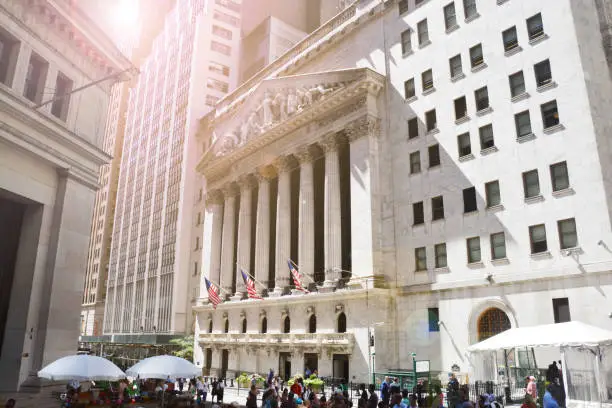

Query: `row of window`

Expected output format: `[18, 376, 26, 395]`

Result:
[208, 313, 348, 335]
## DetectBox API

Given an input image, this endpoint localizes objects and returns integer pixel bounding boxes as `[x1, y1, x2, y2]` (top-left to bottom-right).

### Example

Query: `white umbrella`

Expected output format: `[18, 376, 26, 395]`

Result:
[125, 355, 200, 379]
[38, 354, 126, 381]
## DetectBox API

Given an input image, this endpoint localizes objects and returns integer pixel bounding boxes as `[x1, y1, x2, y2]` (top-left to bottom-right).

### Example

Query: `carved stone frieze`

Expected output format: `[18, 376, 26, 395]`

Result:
[273, 156, 294, 173]
[319, 133, 344, 152]
[345, 115, 382, 142]
[295, 146, 316, 164]
[237, 174, 257, 191]
[222, 183, 239, 198]
[317, 95, 367, 128]
[205, 189, 224, 206]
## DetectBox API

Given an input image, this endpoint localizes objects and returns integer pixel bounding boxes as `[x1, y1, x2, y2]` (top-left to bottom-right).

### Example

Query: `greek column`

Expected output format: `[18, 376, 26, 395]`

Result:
[322, 134, 342, 290]
[272, 156, 293, 296]
[233, 175, 255, 300]
[219, 183, 238, 299]
[296, 147, 315, 286]
[254, 166, 276, 291]
[201, 190, 224, 301]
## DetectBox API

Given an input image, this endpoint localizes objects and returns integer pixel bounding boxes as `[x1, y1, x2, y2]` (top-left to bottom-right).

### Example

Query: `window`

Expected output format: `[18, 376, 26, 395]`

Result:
[458, 133, 471, 157]
[409, 151, 421, 174]
[0, 29, 18, 86]
[435, 243, 447, 268]
[428, 308, 440, 332]
[337, 313, 347, 333]
[502, 26, 519, 51]
[282, 316, 291, 333]
[216, 0, 241, 13]
[444, 3, 457, 30]
[212, 25, 233, 40]
[470, 44, 484, 68]
[485, 180, 501, 207]
[211, 40, 231, 56]
[479, 124, 495, 150]
[432, 196, 444, 220]
[193, 261, 198, 276]
[213, 10, 239, 27]
[308, 314, 317, 333]
[408, 117, 419, 139]
[417, 19, 429, 46]
[205, 95, 220, 107]
[260, 317, 267, 333]
[415, 247, 427, 271]
[208, 320, 213, 333]
[454, 96, 467, 120]
[415, 0, 425, 5]
[196, 212, 202, 225]
[463, 0, 478, 19]
[209, 61, 230, 76]
[224, 319, 229, 333]
[51, 73, 72, 121]
[527, 13, 544, 40]
[550, 161, 569, 192]
[509, 71, 526, 97]
[422, 69, 434, 92]
[463, 187, 477, 213]
[522, 170, 540, 198]
[425, 109, 437, 131]
[467, 237, 481, 263]
[413, 201, 424, 225]
[529, 224, 548, 253]
[553, 298, 571, 323]
[534, 59, 552, 87]
[515, 111, 532, 138]
[195, 236, 200, 250]
[428, 144, 441, 167]
[558, 218, 578, 249]
[398, 0, 408, 14]
[449, 54, 462, 78]
[475, 86, 489, 111]
[401, 30, 412, 54]
[490, 232, 506, 260]
[404, 78, 415, 99]
[207, 78, 229, 93]
[541, 100, 559, 128]
[241, 318, 247, 333]
[24, 53, 48, 104]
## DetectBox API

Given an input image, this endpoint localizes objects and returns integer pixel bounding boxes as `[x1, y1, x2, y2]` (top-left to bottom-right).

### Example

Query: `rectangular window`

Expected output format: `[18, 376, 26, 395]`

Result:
[470, 44, 484, 68]
[463, 0, 478, 19]
[502, 26, 519, 51]
[534, 59, 552, 87]
[509, 71, 526, 97]
[398, 0, 408, 14]
[216, 0, 241, 13]
[541, 100, 559, 128]
[527, 13, 544, 40]
[454, 96, 467, 120]
[408, 117, 419, 139]
[485, 180, 501, 208]
[458, 133, 471, 157]
[413, 201, 424, 225]
[558, 218, 578, 249]
[422, 69, 434, 91]
[209, 61, 230, 76]
[211, 40, 231, 56]
[529, 224, 548, 254]
[515, 111, 532, 138]
[410, 151, 421, 174]
[214, 10, 240, 27]
[415, 247, 427, 271]
[207, 78, 229, 93]
[428, 308, 440, 332]
[550, 161, 570, 192]
[553, 298, 571, 323]
[0, 28, 18, 86]
[432, 196, 444, 220]
[491, 232, 506, 260]
[479, 124, 495, 150]
[51, 73, 72, 121]
[205, 95, 220, 107]
[195, 236, 200, 250]
[415, 0, 425, 5]
[401, 30, 412, 54]
[522, 169, 540, 198]
[475, 86, 489, 111]
[449, 54, 462, 78]
[467, 237, 481, 263]
[193, 261, 199, 276]
[428, 144, 441, 167]
[444, 3, 457, 30]
[463, 187, 477, 213]
[425, 109, 437, 131]
[404, 78, 415, 99]
[24, 53, 48, 103]
[435, 244, 447, 268]
[417, 19, 429, 45]
[212, 25, 233, 40]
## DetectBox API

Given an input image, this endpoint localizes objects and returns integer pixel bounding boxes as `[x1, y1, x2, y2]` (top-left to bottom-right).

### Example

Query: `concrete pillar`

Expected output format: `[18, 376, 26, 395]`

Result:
[296, 146, 315, 284]
[219, 184, 238, 298]
[233, 175, 255, 299]
[321, 134, 342, 290]
[254, 167, 275, 290]
[272, 156, 293, 296]
[200, 190, 224, 300]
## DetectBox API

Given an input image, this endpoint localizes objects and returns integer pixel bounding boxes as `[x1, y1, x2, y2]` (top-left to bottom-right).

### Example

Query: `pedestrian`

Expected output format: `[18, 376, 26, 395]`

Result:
[408, 395, 417, 408]
[543, 385, 559, 408]
[400, 390, 409, 406]
[212, 378, 218, 402]
[380, 377, 390, 407]
[179, 378, 184, 393]
[358, 385, 368, 408]
[447, 374, 460, 408]
[367, 384, 379, 408]
[524, 377, 537, 408]
[247, 385, 259, 408]
[305, 385, 314, 402]
[217, 379, 225, 403]
[197, 377, 208, 405]
[389, 379, 400, 396]
[392, 394, 407, 408]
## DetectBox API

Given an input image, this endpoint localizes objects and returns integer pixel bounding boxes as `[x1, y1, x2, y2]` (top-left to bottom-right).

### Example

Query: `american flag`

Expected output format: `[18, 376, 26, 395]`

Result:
[241, 270, 263, 300]
[288, 260, 309, 293]
[205, 277, 222, 309]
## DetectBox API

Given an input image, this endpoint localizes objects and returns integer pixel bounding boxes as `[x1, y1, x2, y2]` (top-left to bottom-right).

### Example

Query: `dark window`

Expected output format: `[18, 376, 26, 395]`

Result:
[283, 316, 291, 333]
[454, 96, 467, 120]
[413, 201, 424, 225]
[224, 319, 229, 333]
[308, 314, 317, 333]
[432, 196, 444, 220]
[410, 151, 421, 174]
[51, 73, 72, 121]
[241, 318, 247, 333]
[0, 29, 18, 86]
[479, 124, 495, 150]
[24, 53, 48, 103]
[541, 100, 559, 128]
[467, 237, 481, 263]
[415, 247, 427, 270]
[337, 313, 347, 333]
[485, 180, 501, 207]
[193, 261, 199, 275]
[422, 69, 434, 91]
[404, 78, 415, 99]
[529, 224, 548, 254]
[470, 44, 484, 68]
[463, 0, 478, 19]
[527, 13, 544, 40]
[475, 86, 489, 111]
[534, 59, 552, 87]
[417, 19, 429, 45]
[553, 298, 571, 323]
[509, 71, 526, 97]
[428, 308, 440, 332]
[463, 187, 477, 212]
[398, 0, 408, 14]
[434, 243, 447, 268]
[208, 320, 213, 333]
[408, 117, 419, 138]
[515, 111, 532, 138]
[458, 133, 471, 157]
[449, 54, 462, 78]
[261, 317, 267, 333]
[550, 161, 570, 192]
[558, 218, 578, 249]
[502, 26, 519, 51]
[213, 10, 239, 27]
[425, 109, 437, 131]
[523, 169, 540, 198]
[491, 232, 506, 260]
[444, 3, 457, 30]
[428, 144, 441, 167]
[401, 30, 412, 54]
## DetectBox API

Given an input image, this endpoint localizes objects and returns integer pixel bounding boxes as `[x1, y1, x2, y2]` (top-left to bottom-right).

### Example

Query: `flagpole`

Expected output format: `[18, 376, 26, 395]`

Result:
[206, 277, 231, 296]
[288, 258, 317, 284]
[236, 263, 268, 290]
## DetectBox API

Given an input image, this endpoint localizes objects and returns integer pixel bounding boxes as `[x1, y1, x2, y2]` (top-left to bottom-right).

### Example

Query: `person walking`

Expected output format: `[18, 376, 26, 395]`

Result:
[524, 377, 537, 408]
[380, 377, 390, 407]
[543, 385, 559, 408]
[212, 378, 218, 403]
[246, 385, 259, 408]
[217, 379, 225, 403]
[367, 384, 379, 408]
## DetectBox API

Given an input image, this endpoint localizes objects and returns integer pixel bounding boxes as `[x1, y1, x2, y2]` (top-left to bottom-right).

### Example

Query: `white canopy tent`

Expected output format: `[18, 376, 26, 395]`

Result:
[467, 321, 612, 407]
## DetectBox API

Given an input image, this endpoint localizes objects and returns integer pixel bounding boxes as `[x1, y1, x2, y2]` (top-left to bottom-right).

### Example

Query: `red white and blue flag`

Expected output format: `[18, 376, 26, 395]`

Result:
[288, 260, 309, 293]
[205, 277, 222, 309]
[241, 270, 263, 300]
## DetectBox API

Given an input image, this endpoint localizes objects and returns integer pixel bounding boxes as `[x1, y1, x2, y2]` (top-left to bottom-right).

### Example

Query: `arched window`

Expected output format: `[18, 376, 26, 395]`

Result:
[477, 307, 511, 341]
[283, 316, 291, 334]
[308, 314, 317, 333]
[208, 320, 213, 333]
[261, 317, 267, 334]
[224, 319, 229, 333]
[242, 318, 247, 334]
[337, 312, 347, 333]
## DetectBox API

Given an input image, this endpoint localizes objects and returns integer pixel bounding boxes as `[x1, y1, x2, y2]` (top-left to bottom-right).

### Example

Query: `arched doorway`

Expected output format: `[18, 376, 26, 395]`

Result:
[283, 316, 291, 333]
[337, 312, 347, 333]
[477, 307, 511, 341]
[308, 314, 317, 333]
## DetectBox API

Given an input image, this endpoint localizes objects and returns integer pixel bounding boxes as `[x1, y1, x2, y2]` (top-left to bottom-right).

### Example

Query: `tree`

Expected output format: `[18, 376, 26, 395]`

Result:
[169, 335, 194, 362]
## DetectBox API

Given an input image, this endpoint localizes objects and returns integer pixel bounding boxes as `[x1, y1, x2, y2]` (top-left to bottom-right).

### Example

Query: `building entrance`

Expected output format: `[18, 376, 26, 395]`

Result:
[332, 354, 349, 382]
[304, 353, 318, 374]
[221, 349, 229, 379]
[279, 352, 291, 380]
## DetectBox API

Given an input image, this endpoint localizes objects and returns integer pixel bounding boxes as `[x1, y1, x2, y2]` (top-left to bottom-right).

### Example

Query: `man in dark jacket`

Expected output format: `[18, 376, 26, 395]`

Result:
[368, 384, 379, 408]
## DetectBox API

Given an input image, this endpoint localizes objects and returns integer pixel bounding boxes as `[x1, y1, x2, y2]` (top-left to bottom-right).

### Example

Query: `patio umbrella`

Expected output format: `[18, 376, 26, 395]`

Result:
[38, 354, 126, 381]
[125, 355, 200, 379]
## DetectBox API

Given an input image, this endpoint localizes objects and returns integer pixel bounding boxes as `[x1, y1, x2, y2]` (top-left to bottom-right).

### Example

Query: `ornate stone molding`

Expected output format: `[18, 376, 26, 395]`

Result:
[205, 189, 224, 206]
[237, 174, 257, 190]
[256, 165, 277, 180]
[222, 183, 239, 198]
[319, 133, 342, 152]
[295, 146, 316, 164]
[273, 156, 294, 173]
[345, 115, 382, 142]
